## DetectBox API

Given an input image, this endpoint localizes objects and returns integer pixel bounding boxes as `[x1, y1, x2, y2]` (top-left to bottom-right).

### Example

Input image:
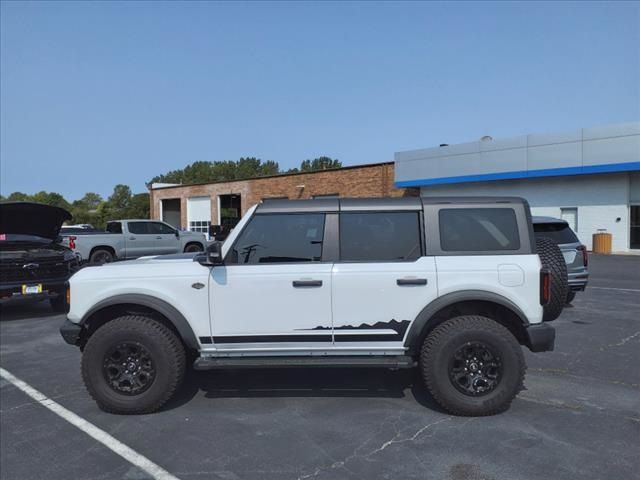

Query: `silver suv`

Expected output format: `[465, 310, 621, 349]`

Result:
[532, 216, 589, 304]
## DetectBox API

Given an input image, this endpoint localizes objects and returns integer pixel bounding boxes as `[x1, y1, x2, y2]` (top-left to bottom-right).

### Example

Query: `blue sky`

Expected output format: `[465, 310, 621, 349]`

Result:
[1, 1, 638, 200]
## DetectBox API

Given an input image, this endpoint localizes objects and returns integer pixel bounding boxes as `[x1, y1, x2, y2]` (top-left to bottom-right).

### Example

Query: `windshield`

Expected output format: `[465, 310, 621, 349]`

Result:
[533, 223, 579, 244]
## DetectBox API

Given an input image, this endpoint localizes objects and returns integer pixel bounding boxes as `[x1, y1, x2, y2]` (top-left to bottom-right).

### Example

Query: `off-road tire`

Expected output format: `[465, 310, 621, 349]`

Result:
[89, 248, 114, 265]
[536, 236, 568, 321]
[566, 291, 576, 305]
[50, 295, 66, 313]
[81, 315, 185, 414]
[420, 315, 525, 416]
[184, 243, 204, 253]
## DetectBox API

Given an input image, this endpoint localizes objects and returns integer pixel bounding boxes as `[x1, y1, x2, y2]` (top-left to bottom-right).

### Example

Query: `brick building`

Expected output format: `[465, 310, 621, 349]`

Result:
[150, 162, 416, 235]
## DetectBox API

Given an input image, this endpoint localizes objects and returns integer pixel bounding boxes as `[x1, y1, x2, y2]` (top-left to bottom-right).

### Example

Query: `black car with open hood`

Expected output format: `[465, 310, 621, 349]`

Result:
[0, 202, 79, 312]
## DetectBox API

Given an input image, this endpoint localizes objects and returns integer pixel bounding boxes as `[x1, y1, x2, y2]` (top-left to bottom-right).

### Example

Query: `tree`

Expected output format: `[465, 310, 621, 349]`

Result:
[299, 157, 342, 172]
[7, 192, 31, 201]
[126, 193, 150, 219]
[147, 157, 283, 187]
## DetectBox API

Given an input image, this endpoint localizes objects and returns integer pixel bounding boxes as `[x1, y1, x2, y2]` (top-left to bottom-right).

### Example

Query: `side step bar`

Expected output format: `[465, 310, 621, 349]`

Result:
[193, 355, 416, 370]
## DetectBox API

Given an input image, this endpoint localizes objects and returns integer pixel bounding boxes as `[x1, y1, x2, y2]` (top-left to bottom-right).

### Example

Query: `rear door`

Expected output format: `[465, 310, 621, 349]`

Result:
[331, 209, 438, 349]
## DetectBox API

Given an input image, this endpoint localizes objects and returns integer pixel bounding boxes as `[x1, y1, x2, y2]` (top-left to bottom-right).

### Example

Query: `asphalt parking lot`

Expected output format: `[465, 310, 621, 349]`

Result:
[1, 254, 639, 480]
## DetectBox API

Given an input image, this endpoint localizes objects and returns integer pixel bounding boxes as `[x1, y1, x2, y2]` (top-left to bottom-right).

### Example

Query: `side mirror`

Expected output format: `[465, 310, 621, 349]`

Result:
[198, 241, 223, 266]
[174, 230, 180, 238]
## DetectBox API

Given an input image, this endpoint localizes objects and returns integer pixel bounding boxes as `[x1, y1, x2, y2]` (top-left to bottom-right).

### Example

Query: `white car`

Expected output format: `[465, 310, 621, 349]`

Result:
[60, 197, 567, 416]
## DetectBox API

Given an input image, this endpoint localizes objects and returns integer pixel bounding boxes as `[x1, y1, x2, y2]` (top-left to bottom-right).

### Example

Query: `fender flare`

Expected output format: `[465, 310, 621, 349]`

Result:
[80, 294, 199, 350]
[403, 290, 530, 352]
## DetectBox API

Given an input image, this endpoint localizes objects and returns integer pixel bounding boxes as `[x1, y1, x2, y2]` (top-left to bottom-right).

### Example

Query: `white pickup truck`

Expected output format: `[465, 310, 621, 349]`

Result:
[61, 219, 207, 264]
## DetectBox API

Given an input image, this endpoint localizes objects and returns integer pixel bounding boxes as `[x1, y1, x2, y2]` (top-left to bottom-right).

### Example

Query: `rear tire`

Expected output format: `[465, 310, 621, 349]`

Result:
[420, 315, 525, 416]
[184, 243, 204, 253]
[536, 237, 568, 321]
[81, 315, 186, 414]
[89, 248, 114, 265]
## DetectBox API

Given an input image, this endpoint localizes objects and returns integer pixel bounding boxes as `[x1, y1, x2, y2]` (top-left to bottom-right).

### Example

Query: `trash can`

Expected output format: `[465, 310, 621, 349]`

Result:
[592, 230, 612, 254]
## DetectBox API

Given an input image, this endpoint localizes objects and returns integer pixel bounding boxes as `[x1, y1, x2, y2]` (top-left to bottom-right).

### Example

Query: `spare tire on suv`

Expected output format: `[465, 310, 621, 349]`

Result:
[536, 236, 568, 322]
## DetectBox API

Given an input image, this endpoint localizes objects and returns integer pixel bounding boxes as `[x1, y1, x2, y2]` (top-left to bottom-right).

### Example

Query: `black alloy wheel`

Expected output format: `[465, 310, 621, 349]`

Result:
[449, 341, 502, 396]
[102, 341, 156, 395]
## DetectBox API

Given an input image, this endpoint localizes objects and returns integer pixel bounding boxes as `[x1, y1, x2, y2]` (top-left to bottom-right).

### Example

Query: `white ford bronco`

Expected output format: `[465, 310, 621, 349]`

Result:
[60, 197, 567, 416]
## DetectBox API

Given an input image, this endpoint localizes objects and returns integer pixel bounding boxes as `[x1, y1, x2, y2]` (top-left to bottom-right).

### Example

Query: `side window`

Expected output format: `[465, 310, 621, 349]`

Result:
[229, 214, 325, 264]
[439, 208, 520, 251]
[149, 222, 175, 235]
[106, 222, 122, 234]
[128, 222, 150, 235]
[340, 212, 422, 262]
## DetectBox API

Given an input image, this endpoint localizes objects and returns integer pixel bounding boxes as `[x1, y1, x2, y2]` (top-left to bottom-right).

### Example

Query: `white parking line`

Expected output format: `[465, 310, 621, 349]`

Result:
[589, 286, 640, 293]
[0, 367, 180, 480]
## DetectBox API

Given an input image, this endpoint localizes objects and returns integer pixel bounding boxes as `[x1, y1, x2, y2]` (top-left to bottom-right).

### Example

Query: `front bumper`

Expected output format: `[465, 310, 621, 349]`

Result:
[60, 318, 83, 346]
[0, 279, 67, 304]
[525, 323, 555, 352]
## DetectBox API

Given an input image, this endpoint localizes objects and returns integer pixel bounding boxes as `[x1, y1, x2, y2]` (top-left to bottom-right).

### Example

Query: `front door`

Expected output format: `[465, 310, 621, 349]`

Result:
[125, 221, 164, 258]
[147, 221, 180, 255]
[210, 212, 333, 349]
[330, 211, 438, 347]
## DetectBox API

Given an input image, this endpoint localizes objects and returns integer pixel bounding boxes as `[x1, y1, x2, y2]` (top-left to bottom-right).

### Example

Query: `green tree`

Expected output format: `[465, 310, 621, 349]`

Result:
[7, 192, 31, 201]
[147, 157, 283, 186]
[126, 193, 150, 219]
[299, 156, 342, 172]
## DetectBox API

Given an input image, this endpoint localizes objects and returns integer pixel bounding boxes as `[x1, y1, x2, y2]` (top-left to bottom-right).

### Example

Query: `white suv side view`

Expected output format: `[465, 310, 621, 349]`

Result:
[60, 197, 565, 416]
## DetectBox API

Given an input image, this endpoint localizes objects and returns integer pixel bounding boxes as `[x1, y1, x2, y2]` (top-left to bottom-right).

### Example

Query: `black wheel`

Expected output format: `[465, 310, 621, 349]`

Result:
[536, 237, 568, 321]
[566, 291, 576, 304]
[420, 315, 525, 416]
[89, 248, 114, 265]
[50, 295, 66, 313]
[184, 243, 204, 253]
[81, 315, 186, 414]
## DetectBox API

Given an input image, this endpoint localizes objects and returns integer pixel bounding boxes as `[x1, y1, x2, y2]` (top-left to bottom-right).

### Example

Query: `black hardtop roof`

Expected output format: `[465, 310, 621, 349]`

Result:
[255, 196, 527, 214]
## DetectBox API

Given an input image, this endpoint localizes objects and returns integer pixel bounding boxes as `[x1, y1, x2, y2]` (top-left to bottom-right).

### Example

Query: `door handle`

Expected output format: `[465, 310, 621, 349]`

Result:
[156, 236, 162, 239]
[396, 278, 428, 286]
[129, 237, 136, 240]
[292, 280, 323, 288]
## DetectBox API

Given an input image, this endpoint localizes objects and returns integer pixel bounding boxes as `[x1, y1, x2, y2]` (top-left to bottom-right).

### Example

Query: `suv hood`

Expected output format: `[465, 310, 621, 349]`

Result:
[0, 202, 72, 240]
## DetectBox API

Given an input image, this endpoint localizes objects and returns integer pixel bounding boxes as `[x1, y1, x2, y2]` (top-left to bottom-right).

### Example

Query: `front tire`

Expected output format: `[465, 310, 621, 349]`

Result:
[81, 315, 186, 414]
[420, 315, 525, 416]
[50, 295, 66, 313]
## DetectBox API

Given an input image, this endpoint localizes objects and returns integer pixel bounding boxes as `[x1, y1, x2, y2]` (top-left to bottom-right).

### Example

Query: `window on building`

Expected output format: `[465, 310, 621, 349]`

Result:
[339, 212, 422, 261]
[560, 207, 578, 233]
[439, 208, 520, 251]
[229, 214, 325, 264]
[189, 220, 211, 234]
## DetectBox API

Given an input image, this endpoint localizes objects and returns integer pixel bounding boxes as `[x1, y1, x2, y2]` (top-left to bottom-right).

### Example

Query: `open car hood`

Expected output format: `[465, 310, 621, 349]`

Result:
[0, 202, 72, 240]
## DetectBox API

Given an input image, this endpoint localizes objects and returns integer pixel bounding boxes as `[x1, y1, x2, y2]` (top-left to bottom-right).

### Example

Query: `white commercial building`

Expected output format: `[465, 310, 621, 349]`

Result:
[395, 122, 640, 252]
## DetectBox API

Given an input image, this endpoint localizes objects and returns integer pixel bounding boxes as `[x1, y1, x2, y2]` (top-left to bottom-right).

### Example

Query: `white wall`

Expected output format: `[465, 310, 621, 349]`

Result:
[421, 173, 632, 251]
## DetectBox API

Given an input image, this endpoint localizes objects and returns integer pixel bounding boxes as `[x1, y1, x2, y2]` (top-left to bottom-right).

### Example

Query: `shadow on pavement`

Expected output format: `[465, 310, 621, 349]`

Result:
[0, 301, 57, 322]
[164, 366, 446, 413]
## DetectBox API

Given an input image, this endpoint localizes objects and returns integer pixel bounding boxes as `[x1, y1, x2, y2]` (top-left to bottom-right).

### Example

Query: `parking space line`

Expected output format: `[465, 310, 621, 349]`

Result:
[589, 286, 640, 293]
[0, 367, 180, 480]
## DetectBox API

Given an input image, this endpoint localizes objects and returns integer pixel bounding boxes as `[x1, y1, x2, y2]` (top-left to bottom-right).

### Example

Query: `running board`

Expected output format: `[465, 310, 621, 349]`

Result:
[193, 355, 416, 370]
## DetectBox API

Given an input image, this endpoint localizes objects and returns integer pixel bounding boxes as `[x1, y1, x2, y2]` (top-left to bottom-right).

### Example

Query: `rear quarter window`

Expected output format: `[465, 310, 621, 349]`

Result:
[439, 208, 520, 252]
[533, 223, 579, 244]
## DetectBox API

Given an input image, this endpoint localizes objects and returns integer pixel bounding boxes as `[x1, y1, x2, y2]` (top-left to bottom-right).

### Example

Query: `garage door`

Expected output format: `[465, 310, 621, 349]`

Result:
[187, 197, 211, 236]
